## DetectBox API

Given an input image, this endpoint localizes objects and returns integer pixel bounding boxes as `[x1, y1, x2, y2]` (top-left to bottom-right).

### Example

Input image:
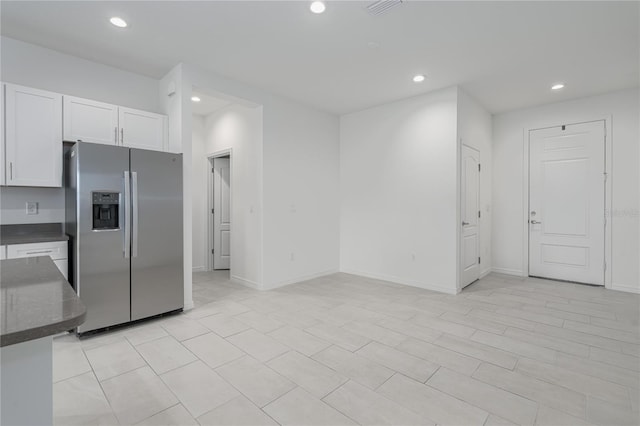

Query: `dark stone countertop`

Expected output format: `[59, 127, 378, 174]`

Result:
[1, 256, 86, 347]
[1, 223, 69, 245]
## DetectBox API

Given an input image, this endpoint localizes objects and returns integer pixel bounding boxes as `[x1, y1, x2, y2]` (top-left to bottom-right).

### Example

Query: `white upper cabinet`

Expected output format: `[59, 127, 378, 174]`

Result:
[62, 98, 168, 152]
[119, 107, 167, 151]
[5, 84, 62, 187]
[63, 96, 118, 145]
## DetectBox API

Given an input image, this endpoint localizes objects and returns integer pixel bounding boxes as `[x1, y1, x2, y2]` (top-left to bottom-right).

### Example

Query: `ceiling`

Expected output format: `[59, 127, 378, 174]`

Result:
[191, 91, 231, 116]
[1, 1, 637, 114]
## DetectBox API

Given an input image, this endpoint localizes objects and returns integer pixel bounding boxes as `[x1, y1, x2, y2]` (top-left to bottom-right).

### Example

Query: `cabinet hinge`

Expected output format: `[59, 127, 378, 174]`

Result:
[478, 210, 481, 218]
[478, 257, 481, 264]
[478, 163, 481, 172]
[603, 172, 608, 182]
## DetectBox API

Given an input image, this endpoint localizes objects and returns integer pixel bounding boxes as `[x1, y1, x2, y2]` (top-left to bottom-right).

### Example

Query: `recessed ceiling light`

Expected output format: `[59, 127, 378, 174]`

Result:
[109, 17, 128, 28]
[310, 1, 326, 14]
[191, 96, 201, 102]
[413, 74, 425, 83]
[551, 83, 565, 90]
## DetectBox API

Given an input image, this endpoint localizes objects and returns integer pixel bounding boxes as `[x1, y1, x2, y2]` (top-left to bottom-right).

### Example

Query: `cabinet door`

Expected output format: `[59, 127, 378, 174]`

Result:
[5, 84, 62, 187]
[119, 107, 167, 151]
[63, 96, 118, 145]
[0, 246, 6, 260]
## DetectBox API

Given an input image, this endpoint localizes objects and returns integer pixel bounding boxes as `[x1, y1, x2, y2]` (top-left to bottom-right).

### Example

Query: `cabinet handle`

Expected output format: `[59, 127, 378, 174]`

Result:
[120, 128, 124, 145]
[9, 162, 12, 180]
[114, 126, 118, 143]
[25, 250, 53, 255]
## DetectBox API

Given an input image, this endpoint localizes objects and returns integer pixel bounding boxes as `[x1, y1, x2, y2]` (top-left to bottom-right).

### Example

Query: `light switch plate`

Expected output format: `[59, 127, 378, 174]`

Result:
[26, 201, 38, 215]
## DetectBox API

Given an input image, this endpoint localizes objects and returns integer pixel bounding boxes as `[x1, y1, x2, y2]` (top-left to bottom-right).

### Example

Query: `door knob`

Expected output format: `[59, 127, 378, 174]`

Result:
[530, 220, 542, 225]
[462, 221, 470, 226]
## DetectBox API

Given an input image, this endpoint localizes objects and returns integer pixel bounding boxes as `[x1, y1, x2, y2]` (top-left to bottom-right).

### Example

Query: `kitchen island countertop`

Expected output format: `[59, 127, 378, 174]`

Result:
[1, 256, 85, 347]
[0, 223, 69, 245]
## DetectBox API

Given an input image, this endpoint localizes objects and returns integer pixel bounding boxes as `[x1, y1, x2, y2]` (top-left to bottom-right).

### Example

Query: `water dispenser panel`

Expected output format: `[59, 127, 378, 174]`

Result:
[92, 192, 120, 230]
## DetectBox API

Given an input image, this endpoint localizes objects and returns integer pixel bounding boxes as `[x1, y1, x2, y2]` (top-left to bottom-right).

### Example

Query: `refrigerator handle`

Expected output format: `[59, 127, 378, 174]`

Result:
[123, 171, 131, 258]
[132, 171, 139, 257]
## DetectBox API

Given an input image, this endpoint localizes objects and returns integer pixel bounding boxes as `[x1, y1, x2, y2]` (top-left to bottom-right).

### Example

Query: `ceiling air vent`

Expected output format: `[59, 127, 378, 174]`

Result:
[366, 0, 403, 16]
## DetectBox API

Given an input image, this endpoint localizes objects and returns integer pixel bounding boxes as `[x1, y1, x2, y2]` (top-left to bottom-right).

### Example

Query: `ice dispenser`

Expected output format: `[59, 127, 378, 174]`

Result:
[92, 192, 120, 230]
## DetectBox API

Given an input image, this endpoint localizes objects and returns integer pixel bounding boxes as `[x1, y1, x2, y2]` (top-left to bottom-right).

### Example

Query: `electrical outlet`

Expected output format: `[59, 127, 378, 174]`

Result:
[26, 202, 38, 215]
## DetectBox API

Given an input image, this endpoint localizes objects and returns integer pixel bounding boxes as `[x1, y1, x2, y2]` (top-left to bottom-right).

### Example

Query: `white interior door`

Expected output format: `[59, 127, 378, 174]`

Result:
[461, 145, 481, 288]
[529, 121, 605, 285]
[213, 157, 231, 270]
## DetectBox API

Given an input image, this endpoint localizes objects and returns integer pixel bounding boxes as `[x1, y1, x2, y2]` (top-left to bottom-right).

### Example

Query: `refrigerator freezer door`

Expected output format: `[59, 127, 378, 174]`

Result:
[130, 149, 184, 321]
[75, 143, 131, 333]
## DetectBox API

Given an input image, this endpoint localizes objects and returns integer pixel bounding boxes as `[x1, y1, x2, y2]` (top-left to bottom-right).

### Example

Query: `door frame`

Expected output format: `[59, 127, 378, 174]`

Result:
[460, 144, 481, 289]
[206, 148, 233, 272]
[521, 117, 612, 289]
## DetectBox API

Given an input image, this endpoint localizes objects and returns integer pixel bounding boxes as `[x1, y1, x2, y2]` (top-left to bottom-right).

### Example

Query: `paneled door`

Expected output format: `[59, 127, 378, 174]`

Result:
[5, 84, 62, 187]
[461, 145, 480, 288]
[529, 121, 605, 285]
[213, 157, 231, 270]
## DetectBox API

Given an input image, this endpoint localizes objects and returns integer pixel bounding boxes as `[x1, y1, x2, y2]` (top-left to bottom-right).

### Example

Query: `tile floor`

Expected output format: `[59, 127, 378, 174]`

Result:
[53, 271, 640, 425]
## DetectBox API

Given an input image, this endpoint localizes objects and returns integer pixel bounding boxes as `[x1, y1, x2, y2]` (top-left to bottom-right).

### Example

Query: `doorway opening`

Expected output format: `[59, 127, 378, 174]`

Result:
[460, 144, 481, 289]
[208, 152, 231, 271]
[526, 119, 608, 286]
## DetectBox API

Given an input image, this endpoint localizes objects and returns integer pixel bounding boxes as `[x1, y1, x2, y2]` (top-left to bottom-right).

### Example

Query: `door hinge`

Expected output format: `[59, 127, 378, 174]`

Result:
[212, 249, 215, 254]
[478, 163, 481, 172]
[603, 172, 608, 182]
[212, 168, 215, 173]
[211, 208, 214, 214]
[604, 261, 607, 272]
[478, 210, 481, 218]
[478, 257, 481, 264]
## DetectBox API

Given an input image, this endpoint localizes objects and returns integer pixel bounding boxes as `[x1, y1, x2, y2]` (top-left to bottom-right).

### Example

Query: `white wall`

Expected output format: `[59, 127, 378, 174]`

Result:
[340, 87, 459, 294]
[191, 114, 206, 271]
[457, 89, 493, 281]
[191, 104, 264, 286]
[0, 187, 64, 224]
[186, 64, 340, 290]
[0, 37, 161, 112]
[262, 100, 340, 289]
[493, 88, 640, 293]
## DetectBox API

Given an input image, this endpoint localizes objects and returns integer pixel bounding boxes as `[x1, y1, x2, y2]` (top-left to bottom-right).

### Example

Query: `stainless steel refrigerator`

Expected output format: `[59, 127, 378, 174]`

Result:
[66, 142, 183, 334]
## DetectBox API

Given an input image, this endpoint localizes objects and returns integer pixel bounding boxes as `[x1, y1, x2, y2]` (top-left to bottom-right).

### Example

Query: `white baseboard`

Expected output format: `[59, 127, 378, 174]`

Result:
[192, 266, 206, 273]
[261, 269, 340, 291]
[340, 268, 458, 295]
[480, 268, 492, 279]
[231, 275, 261, 290]
[183, 300, 194, 311]
[611, 283, 640, 294]
[491, 267, 524, 277]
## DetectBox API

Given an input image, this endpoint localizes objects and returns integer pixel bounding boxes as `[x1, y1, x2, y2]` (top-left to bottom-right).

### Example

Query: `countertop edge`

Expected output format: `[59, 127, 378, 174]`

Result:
[0, 309, 86, 347]
[0, 235, 70, 245]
